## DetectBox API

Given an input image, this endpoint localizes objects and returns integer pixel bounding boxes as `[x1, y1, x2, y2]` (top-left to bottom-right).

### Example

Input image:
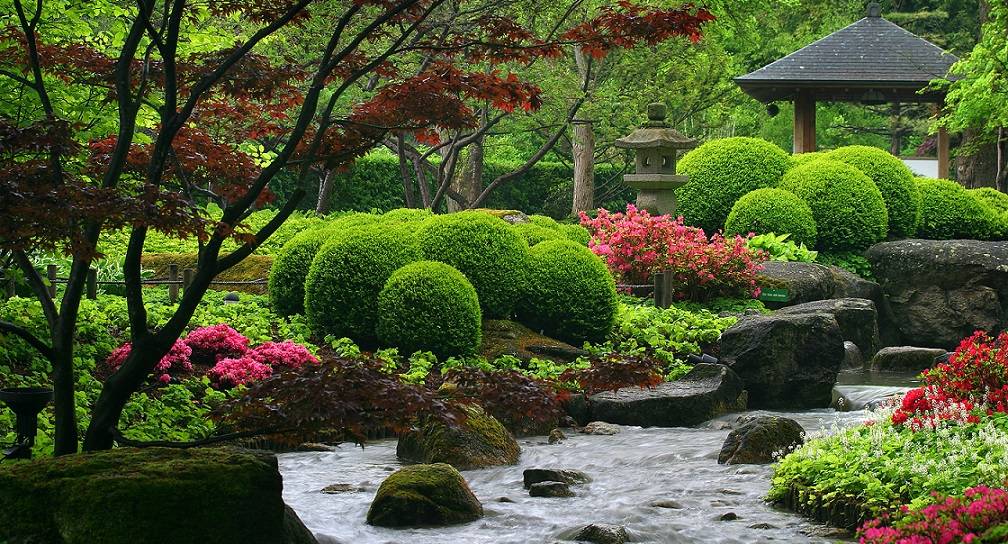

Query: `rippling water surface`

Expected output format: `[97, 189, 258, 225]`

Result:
[279, 407, 878, 544]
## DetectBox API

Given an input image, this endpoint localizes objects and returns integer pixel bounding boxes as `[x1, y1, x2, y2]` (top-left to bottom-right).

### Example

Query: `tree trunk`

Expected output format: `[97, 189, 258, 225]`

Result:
[571, 119, 595, 215]
[315, 169, 335, 214]
[50, 345, 78, 455]
[451, 135, 484, 211]
[889, 102, 903, 156]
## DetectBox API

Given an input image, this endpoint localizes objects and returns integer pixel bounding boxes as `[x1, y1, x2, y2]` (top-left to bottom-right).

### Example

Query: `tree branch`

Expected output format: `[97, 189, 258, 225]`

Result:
[0, 320, 53, 360]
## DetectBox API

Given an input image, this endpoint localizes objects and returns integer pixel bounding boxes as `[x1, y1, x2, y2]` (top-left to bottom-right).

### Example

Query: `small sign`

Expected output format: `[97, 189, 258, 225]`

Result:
[759, 288, 789, 302]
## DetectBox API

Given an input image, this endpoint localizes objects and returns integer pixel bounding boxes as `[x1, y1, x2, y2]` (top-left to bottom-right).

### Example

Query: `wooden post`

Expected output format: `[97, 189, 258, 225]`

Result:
[86, 268, 97, 300]
[662, 273, 674, 308]
[938, 125, 950, 179]
[182, 268, 194, 294]
[168, 264, 179, 303]
[793, 90, 816, 153]
[46, 264, 57, 299]
[653, 272, 665, 307]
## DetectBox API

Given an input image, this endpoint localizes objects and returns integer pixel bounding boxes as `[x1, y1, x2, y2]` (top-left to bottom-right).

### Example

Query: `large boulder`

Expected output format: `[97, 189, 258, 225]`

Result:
[398, 405, 520, 470]
[776, 298, 880, 358]
[720, 312, 845, 409]
[757, 261, 882, 308]
[0, 447, 316, 544]
[566, 363, 747, 427]
[866, 240, 1008, 348]
[481, 319, 588, 364]
[869, 346, 949, 373]
[523, 468, 591, 488]
[367, 463, 483, 527]
[718, 416, 805, 464]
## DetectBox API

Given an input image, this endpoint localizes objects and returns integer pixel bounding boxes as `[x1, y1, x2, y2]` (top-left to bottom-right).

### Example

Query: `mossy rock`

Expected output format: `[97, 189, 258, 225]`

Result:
[397, 405, 520, 470]
[366, 463, 483, 527]
[0, 447, 315, 544]
[480, 319, 587, 363]
[142, 253, 273, 294]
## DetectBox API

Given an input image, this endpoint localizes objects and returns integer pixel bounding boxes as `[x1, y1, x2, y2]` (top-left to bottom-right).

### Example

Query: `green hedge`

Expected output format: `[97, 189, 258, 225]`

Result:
[779, 159, 888, 251]
[724, 188, 817, 246]
[269, 152, 630, 217]
[676, 137, 791, 233]
[376, 261, 482, 359]
[417, 211, 529, 319]
[826, 145, 920, 237]
[518, 240, 618, 345]
[971, 187, 1008, 214]
[916, 178, 1003, 240]
[304, 225, 420, 344]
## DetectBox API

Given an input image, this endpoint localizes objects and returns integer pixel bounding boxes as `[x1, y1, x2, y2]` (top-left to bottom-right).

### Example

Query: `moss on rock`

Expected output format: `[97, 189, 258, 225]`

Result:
[397, 405, 520, 470]
[366, 463, 483, 527]
[0, 447, 313, 544]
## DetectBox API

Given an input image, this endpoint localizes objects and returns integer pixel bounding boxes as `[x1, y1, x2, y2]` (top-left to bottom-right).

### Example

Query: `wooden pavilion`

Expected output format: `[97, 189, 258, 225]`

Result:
[734, 2, 958, 176]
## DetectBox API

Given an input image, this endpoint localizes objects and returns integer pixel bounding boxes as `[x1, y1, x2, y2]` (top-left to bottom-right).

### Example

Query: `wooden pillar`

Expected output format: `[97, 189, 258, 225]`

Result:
[793, 91, 816, 153]
[937, 125, 950, 179]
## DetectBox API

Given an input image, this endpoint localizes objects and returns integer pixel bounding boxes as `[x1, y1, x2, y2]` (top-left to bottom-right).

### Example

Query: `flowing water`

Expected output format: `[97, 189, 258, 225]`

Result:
[279, 372, 920, 544]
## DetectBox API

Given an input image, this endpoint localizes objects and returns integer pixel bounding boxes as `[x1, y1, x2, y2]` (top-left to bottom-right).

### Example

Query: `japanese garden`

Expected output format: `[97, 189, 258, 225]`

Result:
[2, 0, 1008, 543]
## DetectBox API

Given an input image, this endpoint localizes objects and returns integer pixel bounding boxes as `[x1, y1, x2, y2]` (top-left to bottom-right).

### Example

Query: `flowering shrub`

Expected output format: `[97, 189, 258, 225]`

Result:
[184, 324, 249, 364]
[579, 204, 764, 300]
[105, 339, 193, 383]
[859, 486, 1008, 544]
[208, 357, 274, 388]
[247, 341, 319, 369]
[892, 331, 1008, 429]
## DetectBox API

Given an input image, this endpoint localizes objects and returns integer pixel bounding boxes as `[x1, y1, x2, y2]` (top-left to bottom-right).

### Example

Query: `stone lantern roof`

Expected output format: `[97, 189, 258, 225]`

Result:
[615, 103, 697, 150]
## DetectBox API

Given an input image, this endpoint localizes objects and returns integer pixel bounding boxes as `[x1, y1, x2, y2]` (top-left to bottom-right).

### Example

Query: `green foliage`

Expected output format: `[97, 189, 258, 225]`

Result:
[789, 151, 826, 167]
[826, 145, 921, 238]
[267, 229, 328, 316]
[971, 187, 1008, 213]
[779, 159, 889, 251]
[746, 233, 818, 262]
[915, 178, 1003, 240]
[304, 225, 421, 345]
[676, 137, 791, 233]
[557, 223, 591, 246]
[518, 240, 618, 345]
[379, 208, 435, 225]
[724, 188, 817, 246]
[376, 261, 483, 359]
[769, 414, 1008, 518]
[511, 222, 562, 246]
[418, 211, 529, 318]
[818, 251, 875, 281]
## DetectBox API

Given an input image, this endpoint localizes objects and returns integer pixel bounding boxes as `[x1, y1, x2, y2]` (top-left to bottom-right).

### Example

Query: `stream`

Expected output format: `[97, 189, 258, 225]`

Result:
[279, 370, 920, 544]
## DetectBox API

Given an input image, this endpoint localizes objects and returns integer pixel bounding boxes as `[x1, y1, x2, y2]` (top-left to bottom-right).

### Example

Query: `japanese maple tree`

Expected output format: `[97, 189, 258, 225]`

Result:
[0, 0, 713, 454]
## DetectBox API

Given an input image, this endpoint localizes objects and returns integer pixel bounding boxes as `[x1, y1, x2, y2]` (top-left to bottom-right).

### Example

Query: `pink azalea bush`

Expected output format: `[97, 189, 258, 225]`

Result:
[579, 204, 764, 300]
[208, 357, 274, 388]
[247, 340, 319, 369]
[105, 338, 193, 383]
[183, 324, 250, 364]
[859, 486, 1008, 544]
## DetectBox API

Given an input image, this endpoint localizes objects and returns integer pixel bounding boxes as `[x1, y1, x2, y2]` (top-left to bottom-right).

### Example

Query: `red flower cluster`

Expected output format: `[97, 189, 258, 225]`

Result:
[892, 331, 1008, 429]
[859, 485, 1008, 544]
[105, 339, 193, 384]
[579, 204, 764, 300]
[183, 324, 250, 365]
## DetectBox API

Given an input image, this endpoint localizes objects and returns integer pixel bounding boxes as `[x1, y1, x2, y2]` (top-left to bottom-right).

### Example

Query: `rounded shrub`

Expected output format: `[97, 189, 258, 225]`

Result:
[558, 223, 591, 245]
[528, 214, 561, 229]
[512, 222, 561, 246]
[268, 228, 330, 316]
[916, 178, 1002, 240]
[304, 225, 420, 344]
[327, 211, 379, 229]
[971, 187, 1008, 214]
[676, 137, 790, 233]
[779, 159, 888, 251]
[376, 261, 482, 359]
[789, 151, 826, 168]
[826, 145, 920, 237]
[379, 208, 434, 225]
[417, 211, 529, 318]
[724, 187, 817, 246]
[518, 239, 618, 345]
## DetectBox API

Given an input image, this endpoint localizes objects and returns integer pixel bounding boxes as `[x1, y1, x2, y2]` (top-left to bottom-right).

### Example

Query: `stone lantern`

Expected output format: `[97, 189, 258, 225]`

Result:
[614, 103, 697, 215]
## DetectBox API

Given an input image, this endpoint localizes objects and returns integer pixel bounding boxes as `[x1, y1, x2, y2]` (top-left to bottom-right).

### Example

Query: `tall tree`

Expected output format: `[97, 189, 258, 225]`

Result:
[0, 0, 714, 453]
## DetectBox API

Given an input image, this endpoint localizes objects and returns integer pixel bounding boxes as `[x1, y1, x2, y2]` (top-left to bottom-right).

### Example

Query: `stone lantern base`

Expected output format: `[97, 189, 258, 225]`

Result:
[624, 174, 688, 216]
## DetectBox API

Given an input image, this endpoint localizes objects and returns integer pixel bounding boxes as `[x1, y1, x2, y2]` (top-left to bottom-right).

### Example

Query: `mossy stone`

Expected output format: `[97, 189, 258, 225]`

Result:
[397, 405, 520, 470]
[0, 447, 312, 544]
[366, 463, 483, 527]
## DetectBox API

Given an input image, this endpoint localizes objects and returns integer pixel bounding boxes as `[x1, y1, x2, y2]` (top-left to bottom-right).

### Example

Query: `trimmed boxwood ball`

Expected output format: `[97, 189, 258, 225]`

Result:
[724, 188, 817, 246]
[558, 223, 591, 245]
[268, 228, 330, 316]
[417, 211, 529, 318]
[789, 151, 825, 168]
[518, 240, 618, 345]
[916, 178, 1003, 240]
[512, 222, 561, 246]
[676, 137, 790, 233]
[826, 145, 920, 237]
[304, 225, 420, 344]
[971, 187, 1008, 214]
[779, 159, 888, 251]
[377, 261, 482, 360]
[379, 208, 434, 225]
[528, 214, 561, 229]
